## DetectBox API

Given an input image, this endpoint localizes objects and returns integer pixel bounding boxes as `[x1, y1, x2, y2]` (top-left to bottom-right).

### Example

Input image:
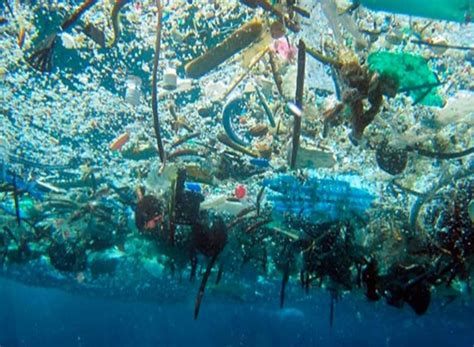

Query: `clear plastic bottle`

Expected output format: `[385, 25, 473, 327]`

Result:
[125, 75, 142, 107]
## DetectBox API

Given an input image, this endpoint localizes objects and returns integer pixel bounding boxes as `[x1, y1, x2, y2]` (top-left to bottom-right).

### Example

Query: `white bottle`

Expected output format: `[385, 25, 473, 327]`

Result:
[125, 75, 142, 107]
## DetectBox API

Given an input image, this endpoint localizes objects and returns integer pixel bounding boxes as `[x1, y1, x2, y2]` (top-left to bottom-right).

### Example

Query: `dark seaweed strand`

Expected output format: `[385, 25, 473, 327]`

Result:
[170, 132, 201, 149]
[4, 0, 14, 17]
[256, 185, 265, 215]
[413, 146, 474, 160]
[245, 218, 271, 233]
[2, 226, 18, 244]
[167, 148, 205, 161]
[236, 206, 256, 219]
[26, 33, 56, 72]
[0, 251, 6, 266]
[292, 5, 310, 18]
[217, 133, 259, 158]
[226, 209, 255, 230]
[280, 260, 290, 308]
[28, 0, 97, 73]
[215, 264, 223, 285]
[411, 39, 474, 52]
[60, 0, 98, 31]
[290, 39, 306, 170]
[152, 0, 166, 164]
[168, 176, 177, 243]
[12, 174, 21, 226]
[194, 253, 219, 319]
[110, 0, 129, 46]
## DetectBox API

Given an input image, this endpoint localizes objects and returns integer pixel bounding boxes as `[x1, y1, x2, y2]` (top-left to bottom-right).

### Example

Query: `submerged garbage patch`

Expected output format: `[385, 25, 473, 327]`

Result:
[0, 0, 473, 321]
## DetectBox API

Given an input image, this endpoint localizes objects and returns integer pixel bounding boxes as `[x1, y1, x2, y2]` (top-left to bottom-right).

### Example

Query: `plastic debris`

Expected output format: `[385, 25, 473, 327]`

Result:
[263, 174, 374, 222]
[234, 184, 247, 199]
[185, 19, 263, 79]
[367, 51, 443, 107]
[109, 132, 130, 151]
[124, 75, 142, 106]
[1, 0, 473, 323]
[291, 146, 336, 169]
[163, 67, 178, 90]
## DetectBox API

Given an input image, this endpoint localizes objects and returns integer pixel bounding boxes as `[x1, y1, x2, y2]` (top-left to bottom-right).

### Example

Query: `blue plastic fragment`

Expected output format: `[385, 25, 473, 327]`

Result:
[263, 174, 374, 222]
[0, 163, 44, 200]
[250, 158, 270, 168]
[185, 182, 202, 193]
[222, 97, 250, 147]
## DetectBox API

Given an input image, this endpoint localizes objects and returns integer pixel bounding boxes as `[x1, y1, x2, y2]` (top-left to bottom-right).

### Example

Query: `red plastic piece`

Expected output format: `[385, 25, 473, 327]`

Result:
[234, 184, 247, 199]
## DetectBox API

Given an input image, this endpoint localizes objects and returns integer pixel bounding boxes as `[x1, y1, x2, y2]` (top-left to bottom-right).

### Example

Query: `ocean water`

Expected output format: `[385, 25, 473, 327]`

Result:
[1, 0, 473, 346]
[1, 277, 473, 347]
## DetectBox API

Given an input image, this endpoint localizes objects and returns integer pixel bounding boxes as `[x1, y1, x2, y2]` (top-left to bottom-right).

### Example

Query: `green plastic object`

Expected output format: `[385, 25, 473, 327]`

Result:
[358, 0, 472, 23]
[368, 51, 443, 107]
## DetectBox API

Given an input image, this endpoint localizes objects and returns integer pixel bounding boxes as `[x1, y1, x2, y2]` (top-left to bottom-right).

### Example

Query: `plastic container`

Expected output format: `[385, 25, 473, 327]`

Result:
[163, 68, 178, 90]
[124, 75, 142, 106]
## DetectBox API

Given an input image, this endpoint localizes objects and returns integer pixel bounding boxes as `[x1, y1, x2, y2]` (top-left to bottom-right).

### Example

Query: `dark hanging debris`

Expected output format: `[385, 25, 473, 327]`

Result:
[290, 39, 306, 170]
[280, 261, 290, 308]
[26, 0, 97, 72]
[12, 174, 21, 226]
[193, 215, 228, 319]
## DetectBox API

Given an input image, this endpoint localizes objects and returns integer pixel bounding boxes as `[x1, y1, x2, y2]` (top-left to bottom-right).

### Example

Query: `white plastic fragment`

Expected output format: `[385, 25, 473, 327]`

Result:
[125, 75, 142, 106]
[287, 102, 303, 117]
[433, 91, 474, 126]
[163, 68, 178, 90]
[61, 32, 76, 49]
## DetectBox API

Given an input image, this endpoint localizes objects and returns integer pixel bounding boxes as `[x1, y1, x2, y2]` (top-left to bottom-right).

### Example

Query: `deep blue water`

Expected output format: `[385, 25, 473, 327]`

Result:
[0, 278, 473, 347]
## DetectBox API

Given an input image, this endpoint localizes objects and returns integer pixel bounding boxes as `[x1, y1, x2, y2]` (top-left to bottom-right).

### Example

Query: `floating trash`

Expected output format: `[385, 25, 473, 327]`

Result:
[368, 51, 444, 107]
[376, 142, 408, 175]
[1, 0, 473, 328]
[263, 174, 374, 222]
[124, 75, 142, 107]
